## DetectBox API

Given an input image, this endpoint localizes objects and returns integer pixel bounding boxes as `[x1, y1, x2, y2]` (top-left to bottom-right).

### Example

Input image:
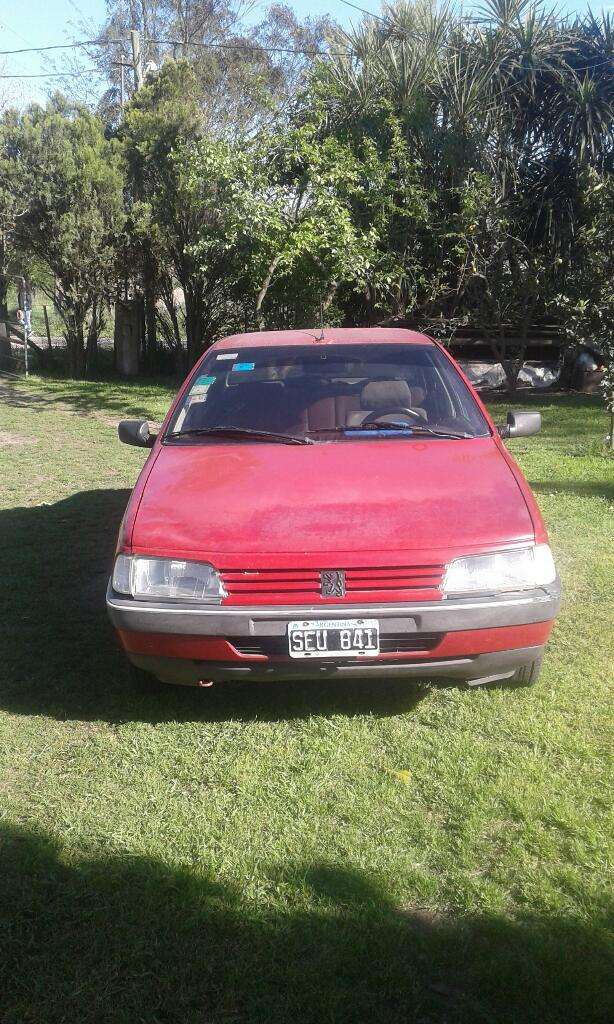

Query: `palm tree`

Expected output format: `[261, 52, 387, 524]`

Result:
[310, 0, 612, 376]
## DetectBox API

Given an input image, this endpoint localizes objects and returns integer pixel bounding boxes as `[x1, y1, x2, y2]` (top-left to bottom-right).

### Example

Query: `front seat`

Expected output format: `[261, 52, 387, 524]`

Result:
[346, 380, 428, 427]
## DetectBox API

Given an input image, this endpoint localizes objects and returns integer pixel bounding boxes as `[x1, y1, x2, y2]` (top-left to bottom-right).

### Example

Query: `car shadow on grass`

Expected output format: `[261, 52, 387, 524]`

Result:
[1, 822, 612, 1024]
[0, 488, 428, 724]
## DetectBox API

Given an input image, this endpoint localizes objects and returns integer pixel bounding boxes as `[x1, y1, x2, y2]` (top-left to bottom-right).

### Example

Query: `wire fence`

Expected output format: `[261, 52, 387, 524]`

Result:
[0, 324, 28, 377]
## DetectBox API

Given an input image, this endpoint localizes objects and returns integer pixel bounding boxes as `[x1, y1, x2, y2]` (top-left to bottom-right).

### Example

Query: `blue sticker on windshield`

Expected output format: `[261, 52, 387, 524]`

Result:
[232, 362, 255, 372]
[195, 375, 215, 385]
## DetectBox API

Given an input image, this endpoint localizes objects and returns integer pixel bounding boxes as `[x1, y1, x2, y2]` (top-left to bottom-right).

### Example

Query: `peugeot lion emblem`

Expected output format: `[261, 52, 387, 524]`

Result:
[321, 570, 345, 598]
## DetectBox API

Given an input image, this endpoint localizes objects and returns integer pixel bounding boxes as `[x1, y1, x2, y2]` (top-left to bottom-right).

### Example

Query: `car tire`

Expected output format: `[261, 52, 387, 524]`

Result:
[508, 656, 543, 687]
[465, 656, 543, 689]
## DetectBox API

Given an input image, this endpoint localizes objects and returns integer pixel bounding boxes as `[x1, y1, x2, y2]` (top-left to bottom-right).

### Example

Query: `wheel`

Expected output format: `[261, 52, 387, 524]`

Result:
[507, 656, 543, 688]
[464, 656, 543, 689]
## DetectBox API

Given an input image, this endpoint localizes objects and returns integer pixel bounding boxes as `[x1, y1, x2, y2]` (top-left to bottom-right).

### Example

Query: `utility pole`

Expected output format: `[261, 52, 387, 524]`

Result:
[111, 58, 129, 109]
[131, 29, 143, 91]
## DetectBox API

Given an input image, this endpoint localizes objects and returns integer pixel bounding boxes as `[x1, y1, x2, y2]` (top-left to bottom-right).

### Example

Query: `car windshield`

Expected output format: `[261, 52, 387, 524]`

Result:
[166, 343, 490, 441]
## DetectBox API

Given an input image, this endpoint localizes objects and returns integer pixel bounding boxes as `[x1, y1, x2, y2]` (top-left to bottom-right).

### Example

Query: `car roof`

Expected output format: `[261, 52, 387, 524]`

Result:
[211, 327, 434, 351]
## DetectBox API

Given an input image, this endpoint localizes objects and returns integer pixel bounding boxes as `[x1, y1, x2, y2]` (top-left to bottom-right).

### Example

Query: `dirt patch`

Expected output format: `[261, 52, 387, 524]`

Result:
[0, 431, 38, 446]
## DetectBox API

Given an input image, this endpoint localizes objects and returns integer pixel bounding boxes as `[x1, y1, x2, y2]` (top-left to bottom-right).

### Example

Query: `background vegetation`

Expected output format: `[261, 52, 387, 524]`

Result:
[0, 0, 612, 393]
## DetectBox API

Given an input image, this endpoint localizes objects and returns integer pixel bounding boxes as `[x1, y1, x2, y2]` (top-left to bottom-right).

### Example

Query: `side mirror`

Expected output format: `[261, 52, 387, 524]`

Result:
[118, 419, 156, 448]
[498, 410, 541, 439]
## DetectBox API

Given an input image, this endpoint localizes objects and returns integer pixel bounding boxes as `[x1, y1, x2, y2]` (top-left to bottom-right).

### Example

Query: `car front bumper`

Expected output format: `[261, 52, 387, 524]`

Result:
[107, 579, 561, 686]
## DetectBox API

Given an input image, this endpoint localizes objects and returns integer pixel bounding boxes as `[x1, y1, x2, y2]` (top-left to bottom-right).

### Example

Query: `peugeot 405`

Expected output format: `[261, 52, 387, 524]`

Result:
[107, 328, 560, 688]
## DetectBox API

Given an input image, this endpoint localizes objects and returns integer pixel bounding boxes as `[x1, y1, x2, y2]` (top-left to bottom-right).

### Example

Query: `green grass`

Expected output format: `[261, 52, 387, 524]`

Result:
[0, 376, 612, 1024]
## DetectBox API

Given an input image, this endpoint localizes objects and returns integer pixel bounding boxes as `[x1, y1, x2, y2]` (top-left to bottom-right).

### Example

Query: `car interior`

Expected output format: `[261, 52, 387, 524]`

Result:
[171, 346, 487, 438]
[180, 375, 435, 434]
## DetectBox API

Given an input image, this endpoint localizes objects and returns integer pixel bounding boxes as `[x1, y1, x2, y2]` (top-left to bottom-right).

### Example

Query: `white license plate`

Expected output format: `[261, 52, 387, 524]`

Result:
[288, 619, 380, 659]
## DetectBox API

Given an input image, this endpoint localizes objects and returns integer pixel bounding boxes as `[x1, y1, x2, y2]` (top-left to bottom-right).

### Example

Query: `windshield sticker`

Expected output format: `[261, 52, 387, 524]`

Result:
[232, 362, 255, 372]
[216, 352, 238, 360]
[195, 375, 215, 386]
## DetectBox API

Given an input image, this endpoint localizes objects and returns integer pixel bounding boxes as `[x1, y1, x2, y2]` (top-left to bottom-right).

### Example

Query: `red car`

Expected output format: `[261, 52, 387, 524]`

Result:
[107, 328, 560, 688]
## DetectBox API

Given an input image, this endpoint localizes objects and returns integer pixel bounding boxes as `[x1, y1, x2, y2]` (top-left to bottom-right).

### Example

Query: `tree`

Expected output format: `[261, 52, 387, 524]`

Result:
[555, 171, 614, 447]
[184, 120, 396, 334]
[2, 98, 124, 377]
[92, 1, 334, 134]
[453, 170, 557, 393]
[0, 110, 25, 321]
[601, 340, 614, 451]
[235, 124, 385, 328]
[310, 0, 612, 385]
[122, 62, 205, 366]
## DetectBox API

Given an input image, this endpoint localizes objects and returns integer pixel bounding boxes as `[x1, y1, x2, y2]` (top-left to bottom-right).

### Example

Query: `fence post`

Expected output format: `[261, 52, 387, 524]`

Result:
[43, 304, 52, 349]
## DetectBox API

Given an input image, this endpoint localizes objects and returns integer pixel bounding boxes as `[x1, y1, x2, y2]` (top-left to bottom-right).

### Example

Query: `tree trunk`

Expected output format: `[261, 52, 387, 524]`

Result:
[66, 320, 86, 379]
[0, 234, 8, 321]
[184, 287, 204, 369]
[0, 279, 8, 322]
[166, 298, 182, 351]
[502, 358, 522, 395]
[322, 281, 338, 311]
[143, 254, 157, 360]
[144, 288, 157, 359]
[85, 302, 99, 377]
[255, 256, 281, 328]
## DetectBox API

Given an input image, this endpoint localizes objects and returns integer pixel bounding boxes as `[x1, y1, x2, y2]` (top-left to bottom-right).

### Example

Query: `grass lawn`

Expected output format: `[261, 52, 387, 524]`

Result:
[0, 375, 612, 1024]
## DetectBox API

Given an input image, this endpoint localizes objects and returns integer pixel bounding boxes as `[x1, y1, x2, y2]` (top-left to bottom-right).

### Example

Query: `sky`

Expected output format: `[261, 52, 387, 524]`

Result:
[0, 0, 604, 107]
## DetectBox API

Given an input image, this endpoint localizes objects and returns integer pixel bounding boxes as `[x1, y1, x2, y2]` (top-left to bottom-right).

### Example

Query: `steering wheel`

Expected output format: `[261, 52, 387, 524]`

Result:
[362, 408, 423, 425]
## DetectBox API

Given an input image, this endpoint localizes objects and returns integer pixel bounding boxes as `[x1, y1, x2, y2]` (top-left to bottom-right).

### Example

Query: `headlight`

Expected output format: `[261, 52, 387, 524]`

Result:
[442, 544, 556, 596]
[112, 555, 226, 602]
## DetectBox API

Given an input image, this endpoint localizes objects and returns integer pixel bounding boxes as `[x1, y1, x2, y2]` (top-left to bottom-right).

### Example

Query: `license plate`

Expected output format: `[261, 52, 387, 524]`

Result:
[288, 619, 380, 659]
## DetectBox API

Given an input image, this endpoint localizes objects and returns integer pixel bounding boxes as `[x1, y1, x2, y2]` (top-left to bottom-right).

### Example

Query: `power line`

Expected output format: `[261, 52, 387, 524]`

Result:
[146, 36, 349, 56]
[0, 36, 351, 60]
[335, 0, 392, 25]
[0, 18, 41, 76]
[0, 18, 96, 86]
[4, 27, 607, 77]
[0, 69, 104, 79]
[147, 36, 348, 57]
[0, 39, 122, 56]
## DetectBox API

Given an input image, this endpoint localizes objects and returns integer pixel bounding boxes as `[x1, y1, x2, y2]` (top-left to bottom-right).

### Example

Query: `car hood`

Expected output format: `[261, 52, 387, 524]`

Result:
[130, 437, 534, 565]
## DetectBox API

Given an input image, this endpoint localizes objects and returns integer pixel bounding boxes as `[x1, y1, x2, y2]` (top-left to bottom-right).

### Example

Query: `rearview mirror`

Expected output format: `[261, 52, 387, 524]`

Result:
[498, 410, 541, 439]
[118, 419, 156, 448]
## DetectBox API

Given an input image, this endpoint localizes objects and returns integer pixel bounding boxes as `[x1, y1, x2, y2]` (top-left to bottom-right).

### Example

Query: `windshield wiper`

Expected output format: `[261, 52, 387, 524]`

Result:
[392, 423, 474, 439]
[166, 426, 314, 445]
[311, 422, 473, 440]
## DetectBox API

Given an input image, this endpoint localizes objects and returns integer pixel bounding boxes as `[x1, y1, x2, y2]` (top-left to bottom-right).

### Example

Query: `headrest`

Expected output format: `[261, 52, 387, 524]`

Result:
[361, 379, 413, 410]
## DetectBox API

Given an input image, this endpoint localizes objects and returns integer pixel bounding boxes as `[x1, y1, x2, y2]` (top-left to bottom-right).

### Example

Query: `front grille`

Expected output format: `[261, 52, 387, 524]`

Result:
[229, 632, 444, 658]
[221, 569, 321, 600]
[344, 567, 445, 594]
[220, 565, 445, 604]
